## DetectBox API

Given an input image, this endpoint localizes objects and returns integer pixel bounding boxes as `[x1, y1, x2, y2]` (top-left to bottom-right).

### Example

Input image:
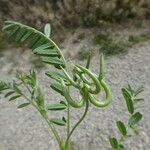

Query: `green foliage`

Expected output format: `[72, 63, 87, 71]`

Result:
[2, 21, 66, 69]
[93, 33, 125, 56]
[116, 121, 127, 136]
[128, 34, 150, 45]
[122, 88, 134, 114]
[1, 21, 112, 150]
[109, 84, 144, 149]
[101, 42, 125, 56]
[44, 23, 51, 38]
[128, 112, 142, 127]
[93, 33, 110, 45]
[128, 35, 140, 44]
[47, 103, 66, 111]
[109, 137, 118, 149]
[17, 102, 30, 108]
[50, 117, 66, 126]
[93, 32, 150, 57]
[77, 33, 85, 40]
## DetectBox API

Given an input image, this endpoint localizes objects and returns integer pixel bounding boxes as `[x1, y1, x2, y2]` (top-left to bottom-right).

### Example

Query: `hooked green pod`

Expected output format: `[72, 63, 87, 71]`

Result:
[98, 54, 105, 81]
[60, 79, 85, 108]
[89, 79, 112, 107]
[74, 65, 101, 94]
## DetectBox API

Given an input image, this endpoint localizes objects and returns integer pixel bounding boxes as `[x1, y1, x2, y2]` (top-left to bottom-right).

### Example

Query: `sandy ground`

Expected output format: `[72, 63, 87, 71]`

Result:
[0, 39, 150, 149]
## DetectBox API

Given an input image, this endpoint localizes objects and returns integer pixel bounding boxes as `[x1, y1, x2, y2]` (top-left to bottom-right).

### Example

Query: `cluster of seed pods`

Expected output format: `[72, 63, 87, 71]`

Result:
[61, 55, 112, 108]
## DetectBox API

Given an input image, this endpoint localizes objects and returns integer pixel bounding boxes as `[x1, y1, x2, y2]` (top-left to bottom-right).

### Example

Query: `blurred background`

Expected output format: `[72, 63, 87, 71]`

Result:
[0, 0, 150, 150]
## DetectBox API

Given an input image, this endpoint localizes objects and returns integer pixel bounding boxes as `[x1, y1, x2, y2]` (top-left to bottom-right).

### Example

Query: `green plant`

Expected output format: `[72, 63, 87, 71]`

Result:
[128, 34, 150, 45]
[0, 21, 112, 150]
[93, 33, 126, 56]
[109, 85, 144, 150]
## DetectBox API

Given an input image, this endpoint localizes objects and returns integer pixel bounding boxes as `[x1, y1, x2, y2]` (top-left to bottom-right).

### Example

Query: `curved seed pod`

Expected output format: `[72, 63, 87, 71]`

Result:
[61, 68, 80, 89]
[80, 74, 93, 85]
[60, 79, 85, 108]
[99, 53, 105, 81]
[89, 79, 111, 107]
[74, 65, 101, 94]
[74, 74, 84, 88]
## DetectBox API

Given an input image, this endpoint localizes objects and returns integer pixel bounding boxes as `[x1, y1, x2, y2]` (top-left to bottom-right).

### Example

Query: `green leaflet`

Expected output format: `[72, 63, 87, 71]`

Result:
[17, 103, 30, 108]
[44, 23, 51, 38]
[42, 56, 65, 68]
[134, 85, 144, 96]
[8, 26, 20, 39]
[28, 34, 41, 49]
[0, 82, 8, 92]
[117, 144, 127, 150]
[127, 84, 134, 96]
[4, 91, 15, 97]
[45, 71, 68, 83]
[20, 29, 33, 42]
[34, 48, 60, 57]
[128, 112, 142, 127]
[134, 98, 144, 102]
[2, 23, 15, 31]
[15, 27, 27, 42]
[122, 88, 134, 114]
[50, 118, 66, 126]
[9, 95, 21, 101]
[116, 121, 127, 136]
[33, 43, 52, 52]
[60, 100, 67, 106]
[13, 84, 22, 95]
[33, 37, 47, 48]
[50, 82, 63, 95]
[47, 103, 66, 111]
[109, 137, 118, 149]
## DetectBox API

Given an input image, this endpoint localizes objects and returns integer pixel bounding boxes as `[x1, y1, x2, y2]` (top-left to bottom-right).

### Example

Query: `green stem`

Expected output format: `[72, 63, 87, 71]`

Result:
[65, 97, 89, 148]
[66, 103, 71, 150]
[41, 113, 64, 150]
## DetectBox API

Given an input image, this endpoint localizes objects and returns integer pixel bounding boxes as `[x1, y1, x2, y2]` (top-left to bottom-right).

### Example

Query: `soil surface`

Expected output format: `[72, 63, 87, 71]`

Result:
[0, 26, 150, 150]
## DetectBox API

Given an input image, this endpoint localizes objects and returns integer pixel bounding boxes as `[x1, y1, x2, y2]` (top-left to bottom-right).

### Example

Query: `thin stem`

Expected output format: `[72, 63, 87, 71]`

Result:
[66, 103, 71, 150]
[41, 113, 64, 150]
[65, 98, 89, 147]
[67, 104, 70, 136]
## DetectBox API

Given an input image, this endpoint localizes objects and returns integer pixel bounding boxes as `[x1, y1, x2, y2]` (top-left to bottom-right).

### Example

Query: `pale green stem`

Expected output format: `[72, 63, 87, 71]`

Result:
[65, 98, 89, 148]
[66, 103, 71, 150]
